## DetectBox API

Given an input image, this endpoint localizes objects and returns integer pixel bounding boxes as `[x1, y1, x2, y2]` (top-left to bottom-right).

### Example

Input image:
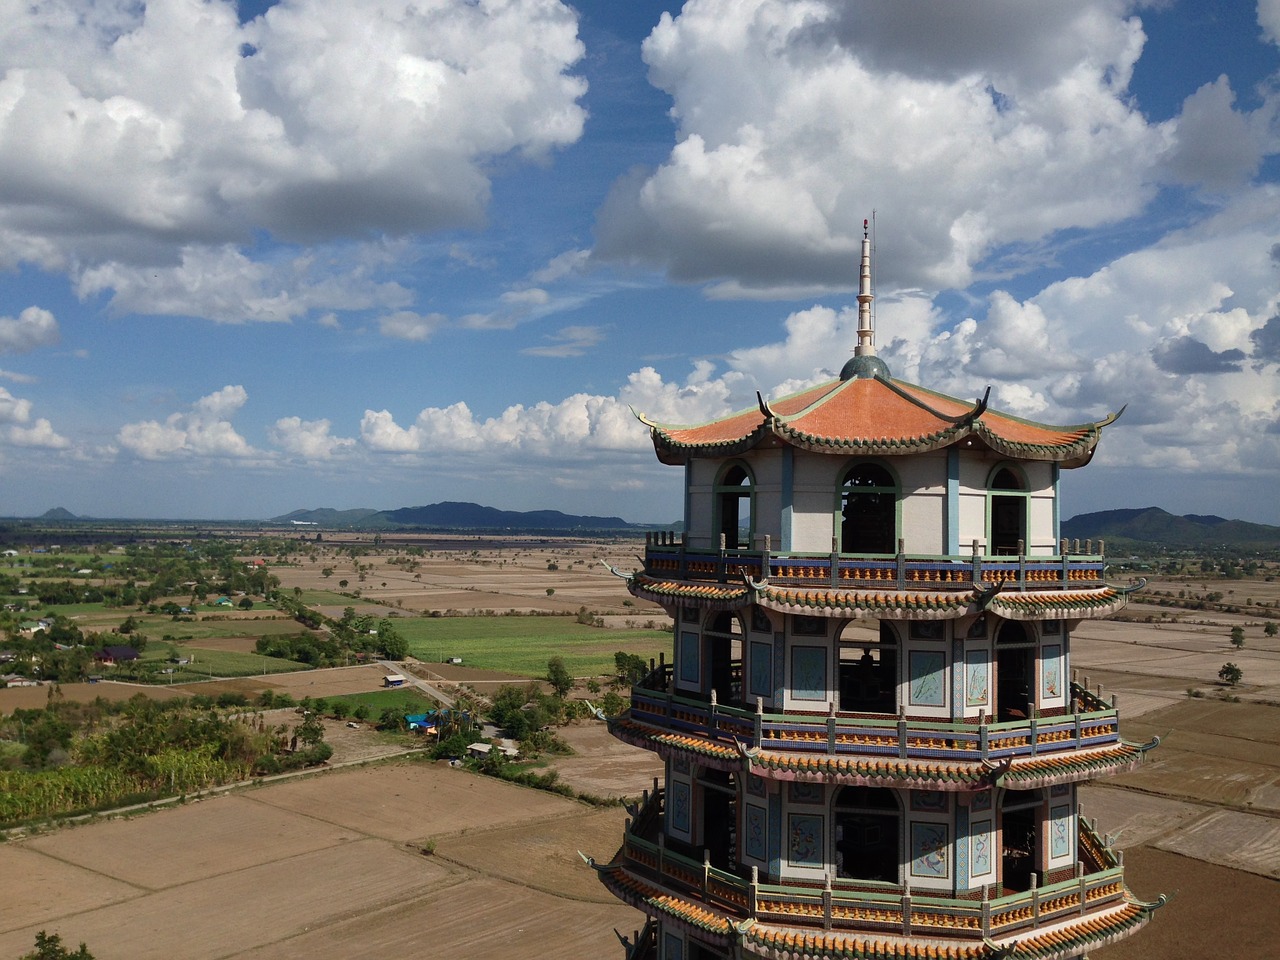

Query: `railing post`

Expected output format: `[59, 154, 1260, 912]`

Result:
[708, 688, 718, 740]
[703, 848, 711, 896]
[827, 701, 837, 754]
[762, 534, 771, 582]
[1078, 862, 1087, 916]
[972, 539, 982, 583]
[981, 885, 991, 936]
[1074, 711, 1082, 749]
[749, 866, 759, 919]
[901, 891, 913, 936]
[658, 832, 666, 878]
[823, 874, 833, 930]
[1031, 874, 1040, 923]
[1029, 716, 1038, 757]
[896, 539, 906, 589]
[898, 709, 909, 759]
[979, 711, 989, 760]
[755, 696, 764, 746]
[831, 538, 840, 588]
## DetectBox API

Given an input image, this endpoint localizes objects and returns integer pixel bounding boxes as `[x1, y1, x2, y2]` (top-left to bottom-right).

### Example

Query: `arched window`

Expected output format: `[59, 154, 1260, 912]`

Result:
[988, 465, 1028, 556]
[715, 463, 754, 550]
[833, 786, 901, 882]
[840, 463, 898, 554]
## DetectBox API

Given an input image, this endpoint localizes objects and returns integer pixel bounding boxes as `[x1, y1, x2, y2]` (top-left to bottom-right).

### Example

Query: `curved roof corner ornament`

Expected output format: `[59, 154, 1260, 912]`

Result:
[1095, 403, 1128, 428]
[578, 851, 604, 872]
[973, 578, 1006, 610]
[1139, 734, 1161, 753]
[957, 386, 991, 427]
[981, 938, 1017, 959]
[1114, 576, 1148, 596]
[757, 391, 777, 421]
[600, 559, 634, 582]
[980, 756, 1014, 787]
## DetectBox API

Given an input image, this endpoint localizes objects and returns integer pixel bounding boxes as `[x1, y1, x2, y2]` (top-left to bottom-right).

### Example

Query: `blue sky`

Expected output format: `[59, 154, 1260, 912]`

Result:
[1, 0, 1279, 525]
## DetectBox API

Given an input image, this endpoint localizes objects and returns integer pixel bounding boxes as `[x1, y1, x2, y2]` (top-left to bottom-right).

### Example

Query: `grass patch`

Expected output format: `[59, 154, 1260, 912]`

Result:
[137, 617, 301, 643]
[133, 647, 310, 681]
[396, 615, 668, 676]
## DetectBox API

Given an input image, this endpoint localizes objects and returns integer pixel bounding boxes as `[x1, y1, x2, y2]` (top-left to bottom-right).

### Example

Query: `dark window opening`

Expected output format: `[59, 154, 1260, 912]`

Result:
[700, 769, 737, 871]
[834, 786, 900, 883]
[990, 467, 1026, 555]
[706, 612, 742, 705]
[1001, 802, 1039, 893]
[838, 621, 898, 714]
[996, 621, 1033, 721]
[716, 465, 754, 550]
[841, 463, 897, 554]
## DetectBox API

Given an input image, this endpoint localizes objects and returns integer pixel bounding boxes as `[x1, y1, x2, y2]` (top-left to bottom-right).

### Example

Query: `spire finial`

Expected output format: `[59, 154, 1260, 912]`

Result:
[839, 215, 891, 381]
[855, 217, 874, 358]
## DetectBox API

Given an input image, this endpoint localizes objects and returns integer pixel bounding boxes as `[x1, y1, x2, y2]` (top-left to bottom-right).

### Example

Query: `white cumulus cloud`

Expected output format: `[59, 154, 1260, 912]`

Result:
[117, 385, 259, 460]
[0, 306, 60, 354]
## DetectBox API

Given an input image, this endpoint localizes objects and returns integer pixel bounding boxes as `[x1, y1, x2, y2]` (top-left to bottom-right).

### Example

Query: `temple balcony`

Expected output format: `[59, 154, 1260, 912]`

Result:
[611, 672, 1149, 788]
[593, 788, 1155, 957]
[639, 534, 1111, 594]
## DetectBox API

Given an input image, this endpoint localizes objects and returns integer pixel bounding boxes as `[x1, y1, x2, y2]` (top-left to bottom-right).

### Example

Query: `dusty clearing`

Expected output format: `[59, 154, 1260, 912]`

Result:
[0, 760, 643, 960]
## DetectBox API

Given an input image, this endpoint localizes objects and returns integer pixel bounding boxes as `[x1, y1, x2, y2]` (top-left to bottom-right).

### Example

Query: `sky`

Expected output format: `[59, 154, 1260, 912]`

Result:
[1, 0, 1279, 526]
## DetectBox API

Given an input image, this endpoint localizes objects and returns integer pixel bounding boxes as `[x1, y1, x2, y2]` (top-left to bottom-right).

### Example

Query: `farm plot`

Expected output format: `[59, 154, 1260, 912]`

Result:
[397, 614, 668, 676]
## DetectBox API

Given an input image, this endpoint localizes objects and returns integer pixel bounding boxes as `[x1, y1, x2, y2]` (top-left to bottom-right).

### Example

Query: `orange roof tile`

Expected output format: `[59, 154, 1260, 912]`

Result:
[640, 374, 1116, 467]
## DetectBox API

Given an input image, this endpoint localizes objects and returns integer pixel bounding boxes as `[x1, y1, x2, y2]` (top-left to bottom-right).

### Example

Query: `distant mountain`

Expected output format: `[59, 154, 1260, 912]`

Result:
[1062, 507, 1280, 549]
[274, 507, 382, 526]
[39, 507, 79, 521]
[272, 501, 641, 531]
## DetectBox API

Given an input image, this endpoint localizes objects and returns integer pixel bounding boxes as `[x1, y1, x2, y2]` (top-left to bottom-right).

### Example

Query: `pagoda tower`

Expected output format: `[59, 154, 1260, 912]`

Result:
[590, 225, 1164, 960]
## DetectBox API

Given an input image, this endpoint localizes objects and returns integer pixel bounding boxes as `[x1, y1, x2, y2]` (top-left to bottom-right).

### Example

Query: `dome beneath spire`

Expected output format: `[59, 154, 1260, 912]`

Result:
[840, 354, 891, 381]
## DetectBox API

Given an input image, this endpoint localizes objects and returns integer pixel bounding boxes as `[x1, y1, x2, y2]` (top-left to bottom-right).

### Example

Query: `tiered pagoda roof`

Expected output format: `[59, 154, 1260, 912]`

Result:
[638, 374, 1121, 469]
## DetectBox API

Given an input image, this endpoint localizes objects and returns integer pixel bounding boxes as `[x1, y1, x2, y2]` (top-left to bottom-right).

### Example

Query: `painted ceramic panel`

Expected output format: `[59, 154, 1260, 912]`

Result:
[788, 813, 824, 867]
[1050, 804, 1072, 859]
[791, 645, 827, 701]
[965, 648, 989, 707]
[1041, 644, 1062, 700]
[746, 773, 767, 797]
[669, 779, 691, 834]
[910, 822, 949, 878]
[749, 640, 772, 697]
[908, 650, 946, 707]
[788, 781, 824, 805]
[971, 818, 993, 876]
[792, 615, 826, 636]
[910, 620, 945, 640]
[751, 606, 773, 633]
[679, 630, 700, 684]
[910, 790, 949, 813]
[745, 803, 768, 861]
[971, 790, 992, 813]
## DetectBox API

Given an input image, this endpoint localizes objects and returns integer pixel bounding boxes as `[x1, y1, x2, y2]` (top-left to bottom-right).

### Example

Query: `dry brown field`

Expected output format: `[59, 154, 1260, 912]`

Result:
[3, 543, 1279, 958]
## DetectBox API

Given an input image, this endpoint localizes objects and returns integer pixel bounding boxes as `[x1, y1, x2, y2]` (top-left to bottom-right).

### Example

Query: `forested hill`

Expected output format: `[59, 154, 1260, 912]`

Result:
[274, 501, 639, 531]
[1062, 507, 1280, 549]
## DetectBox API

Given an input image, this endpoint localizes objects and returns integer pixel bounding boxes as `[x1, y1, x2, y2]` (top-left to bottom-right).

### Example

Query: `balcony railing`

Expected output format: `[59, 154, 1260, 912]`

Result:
[641, 535, 1108, 592]
[616, 788, 1128, 942]
[626, 669, 1119, 765]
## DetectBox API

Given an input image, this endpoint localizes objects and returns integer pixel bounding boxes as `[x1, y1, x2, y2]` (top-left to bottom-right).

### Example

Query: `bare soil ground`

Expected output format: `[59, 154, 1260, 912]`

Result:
[4, 546, 1278, 958]
[0, 761, 643, 960]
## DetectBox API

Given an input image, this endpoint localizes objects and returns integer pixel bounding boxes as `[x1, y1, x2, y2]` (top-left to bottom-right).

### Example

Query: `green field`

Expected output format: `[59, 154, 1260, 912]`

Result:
[396, 615, 669, 676]
[135, 616, 302, 643]
[134, 646, 310, 682]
